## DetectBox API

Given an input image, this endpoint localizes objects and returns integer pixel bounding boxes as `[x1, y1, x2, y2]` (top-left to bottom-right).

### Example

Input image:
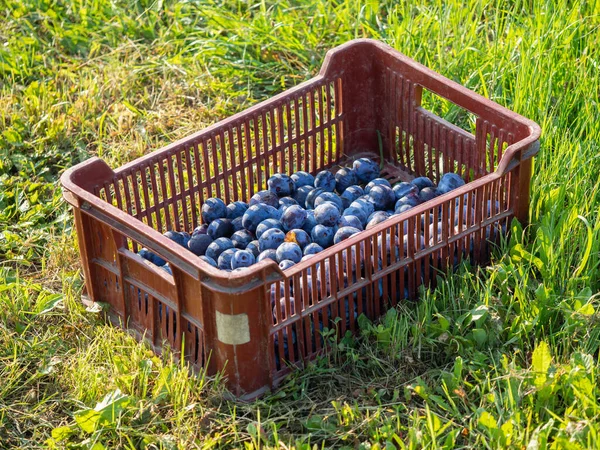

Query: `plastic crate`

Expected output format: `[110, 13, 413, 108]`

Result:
[61, 39, 540, 399]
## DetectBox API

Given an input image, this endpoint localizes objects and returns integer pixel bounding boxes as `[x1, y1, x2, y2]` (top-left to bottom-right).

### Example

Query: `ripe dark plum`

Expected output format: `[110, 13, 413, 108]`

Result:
[201, 198, 227, 223]
[395, 204, 413, 214]
[302, 210, 318, 234]
[303, 243, 324, 255]
[342, 207, 368, 227]
[257, 249, 278, 262]
[226, 201, 248, 219]
[334, 167, 357, 193]
[437, 173, 465, 195]
[305, 187, 324, 209]
[393, 182, 418, 200]
[256, 218, 284, 239]
[207, 218, 234, 239]
[418, 187, 437, 203]
[284, 229, 311, 250]
[139, 248, 166, 266]
[365, 178, 391, 194]
[281, 205, 307, 231]
[311, 224, 335, 248]
[276, 242, 302, 263]
[367, 185, 395, 210]
[278, 196, 298, 213]
[351, 197, 375, 217]
[314, 202, 341, 227]
[340, 185, 364, 208]
[334, 226, 361, 244]
[192, 223, 209, 236]
[366, 211, 390, 229]
[337, 215, 363, 230]
[231, 216, 244, 232]
[246, 240, 260, 257]
[249, 189, 279, 208]
[231, 230, 254, 249]
[279, 260, 296, 270]
[205, 237, 234, 261]
[163, 230, 185, 246]
[242, 204, 280, 233]
[217, 249, 238, 270]
[187, 234, 213, 256]
[268, 173, 295, 197]
[314, 192, 344, 213]
[395, 192, 421, 209]
[352, 157, 380, 183]
[314, 170, 335, 192]
[291, 171, 315, 188]
[138, 248, 151, 260]
[200, 255, 217, 267]
[293, 185, 314, 208]
[412, 176, 435, 190]
[231, 250, 255, 269]
[301, 254, 316, 261]
[259, 228, 286, 252]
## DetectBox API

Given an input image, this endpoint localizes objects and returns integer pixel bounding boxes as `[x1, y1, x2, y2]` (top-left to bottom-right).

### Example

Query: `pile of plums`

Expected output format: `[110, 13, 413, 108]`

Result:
[138, 158, 466, 276]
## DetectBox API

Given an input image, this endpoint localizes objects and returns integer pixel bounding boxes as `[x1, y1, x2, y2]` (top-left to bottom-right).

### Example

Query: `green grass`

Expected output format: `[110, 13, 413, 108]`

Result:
[1, 0, 600, 448]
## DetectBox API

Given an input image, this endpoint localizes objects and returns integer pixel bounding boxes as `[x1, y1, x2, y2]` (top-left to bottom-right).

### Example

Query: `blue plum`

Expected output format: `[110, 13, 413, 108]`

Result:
[303, 243, 324, 255]
[231, 230, 254, 249]
[337, 215, 363, 230]
[291, 171, 315, 188]
[278, 196, 298, 213]
[276, 242, 303, 263]
[393, 182, 419, 200]
[305, 187, 324, 209]
[281, 205, 307, 231]
[246, 240, 261, 257]
[365, 178, 392, 194]
[293, 185, 314, 208]
[437, 173, 465, 195]
[418, 187, 437, 203]
[412, 176, 435, 190]
[352, 157, 380, 183]
[226, 201, 248, 219]
[249, 189, 279, 208]
[268, 173, 295, 197]
[366, 211, 390, 229]
[200, 255, 217, 267]
[395, 204, 413, 214]
[187, 234, 213, 256]
[231, 250, 255, 269]
[205, 237, 234, 261]
[314, 191, 344, 213]
[256, 218, 284, 239]
[161, 263, 173, 275]
[201, 198, 227, 223]
[302, 210, 318, 234]
[284, 229, 311, 250]
[311, 224, 335, 248]
[163, 230, 185, 246]
[231, 216, 244, 232]
[259, 228, 286, 251]
[314, 202, 341, 227]
[351, 197, 375, 217]
[340, 185, 364, 208]
[342, 207, 368, 227]
[367, 185, 395, 210]
[207, 218, 234, 239]
[334, 226, 361, 244]
[395, 192, 421, 209]
[217, 249, 238, 270]
[242, 204, 280, 233]
[335, 167, 357, 193]
[257, 249, 278, 262]
[192, 223, 209, 236]
[314, 170, 336, 192]
[279, 260, 296, 270]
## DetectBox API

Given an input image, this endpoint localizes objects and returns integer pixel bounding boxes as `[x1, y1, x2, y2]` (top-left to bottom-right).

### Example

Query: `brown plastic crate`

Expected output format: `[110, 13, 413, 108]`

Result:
[61, 39, 540, 399]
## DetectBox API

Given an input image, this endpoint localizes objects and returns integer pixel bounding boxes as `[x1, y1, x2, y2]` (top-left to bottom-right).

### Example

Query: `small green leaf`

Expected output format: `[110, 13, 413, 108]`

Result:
[51, 426, 74, 441]
[478, 411, 497, 429]
[472, 328, 487, 346]
[532, 341, 551, 387]
[74, 409, 101, 433]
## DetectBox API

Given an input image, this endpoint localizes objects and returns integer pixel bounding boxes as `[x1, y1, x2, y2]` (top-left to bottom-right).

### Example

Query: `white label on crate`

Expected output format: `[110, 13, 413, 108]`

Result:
[215, 311, 250, 345]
